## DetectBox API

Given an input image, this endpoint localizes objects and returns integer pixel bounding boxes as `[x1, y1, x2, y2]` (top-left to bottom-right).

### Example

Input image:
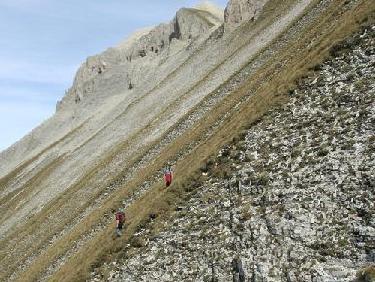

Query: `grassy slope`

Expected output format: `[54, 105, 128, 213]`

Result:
[2, 0, 373, 281]
[45, 1, 374, 281]
[1, 1, 302, 280]
[0, 122, 85, 194]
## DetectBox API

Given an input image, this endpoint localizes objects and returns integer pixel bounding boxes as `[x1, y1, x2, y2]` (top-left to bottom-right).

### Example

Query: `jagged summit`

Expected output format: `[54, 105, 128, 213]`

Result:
[225, 0, 269, 29]
[57, 3, 224, 113]
[115, 27, 154, 51]
[195, 1, 225, 20]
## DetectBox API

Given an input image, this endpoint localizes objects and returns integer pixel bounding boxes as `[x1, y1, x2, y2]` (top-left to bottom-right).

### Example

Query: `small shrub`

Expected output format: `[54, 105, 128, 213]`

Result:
[311, 63, 322, 71]
[221, 148, 230, 157]
[258, 206, 266, 214]
[237, 141, 247, 151]
[317, 147, 329, 157]
[256, 172, 269, 186]
[318, 255, 327, 262]
[238, 130, 248, 140]
[354, 79, 366, 90]
[243, 153, 251, 162]
[291, 148, 301, 159]
[355, 265, 375, 282]
[240, 203, 252, 221]
[129, 237, 145, 248]
[200, 163, 209, 173]
[338, 238, 348, 247]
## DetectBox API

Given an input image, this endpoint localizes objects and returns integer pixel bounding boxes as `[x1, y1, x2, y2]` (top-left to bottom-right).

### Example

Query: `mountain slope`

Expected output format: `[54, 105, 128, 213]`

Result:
[0, 0, 374, 281]
[99, 21, 374, 282]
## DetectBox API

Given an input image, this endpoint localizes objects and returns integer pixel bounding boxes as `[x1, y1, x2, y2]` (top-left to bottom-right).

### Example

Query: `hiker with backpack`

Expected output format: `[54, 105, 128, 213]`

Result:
[163, 165, 173, 187]
[115, 208, 125, 237]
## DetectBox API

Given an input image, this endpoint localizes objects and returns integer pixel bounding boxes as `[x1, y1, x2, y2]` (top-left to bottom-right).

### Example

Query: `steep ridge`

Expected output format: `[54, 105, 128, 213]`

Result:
[0, 0, 374, 281]
[0, 0, 308, 239]
[0, 1, 290, 280]
[0, 4, 221, 180]
[55, 1, 374, 280]
[0, 4, 224, 237]
[98, 21, 374, 282]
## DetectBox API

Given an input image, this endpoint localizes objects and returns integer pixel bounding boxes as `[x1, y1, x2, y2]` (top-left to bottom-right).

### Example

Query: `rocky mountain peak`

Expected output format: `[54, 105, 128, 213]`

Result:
[172, 7, 222, 41]
[58, 3, 223, 112]
[195, 1, 224, 20]
[224, 0, 269, 30]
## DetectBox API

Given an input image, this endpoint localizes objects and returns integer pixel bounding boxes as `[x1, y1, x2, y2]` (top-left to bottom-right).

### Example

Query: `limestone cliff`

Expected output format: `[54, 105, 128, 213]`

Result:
[224, 0, 269, 30]
[58, 6, 223, 112]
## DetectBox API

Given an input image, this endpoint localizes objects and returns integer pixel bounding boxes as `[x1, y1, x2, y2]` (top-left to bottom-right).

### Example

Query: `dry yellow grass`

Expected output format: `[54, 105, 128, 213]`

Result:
[43, 1, 375, 281]
[0, 122, 85, 192]
[2, 1, 303, 279]
[0, 155, 66, 223]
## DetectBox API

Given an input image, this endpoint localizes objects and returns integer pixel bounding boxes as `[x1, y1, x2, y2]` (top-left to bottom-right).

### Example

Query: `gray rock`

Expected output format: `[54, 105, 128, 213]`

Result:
[224, 0, 269, 30]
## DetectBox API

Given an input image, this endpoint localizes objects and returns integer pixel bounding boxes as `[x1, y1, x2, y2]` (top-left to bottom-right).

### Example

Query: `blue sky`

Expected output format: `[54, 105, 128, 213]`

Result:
[0, 0, 227, 152]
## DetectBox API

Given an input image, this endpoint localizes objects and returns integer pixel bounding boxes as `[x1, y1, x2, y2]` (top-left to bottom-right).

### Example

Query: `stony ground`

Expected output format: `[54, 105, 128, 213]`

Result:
[3, 1, 327, 280]
[93, 25, 375, 282]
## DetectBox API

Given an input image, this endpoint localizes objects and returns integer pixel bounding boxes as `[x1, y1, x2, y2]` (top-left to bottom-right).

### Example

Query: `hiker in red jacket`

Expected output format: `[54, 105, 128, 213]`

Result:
[115, 208, 125, 237]
[164, 165, 173, 187]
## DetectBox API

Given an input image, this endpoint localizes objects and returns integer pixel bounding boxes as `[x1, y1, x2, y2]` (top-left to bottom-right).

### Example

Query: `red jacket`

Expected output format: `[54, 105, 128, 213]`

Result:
[164, 172, 172, 183]
[115, 212, 125, 223]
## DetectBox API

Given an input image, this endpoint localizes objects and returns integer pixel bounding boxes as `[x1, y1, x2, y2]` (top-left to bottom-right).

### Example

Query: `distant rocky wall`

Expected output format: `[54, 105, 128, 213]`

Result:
[224, 0, 269, 30]
[58, 7, 223, 112]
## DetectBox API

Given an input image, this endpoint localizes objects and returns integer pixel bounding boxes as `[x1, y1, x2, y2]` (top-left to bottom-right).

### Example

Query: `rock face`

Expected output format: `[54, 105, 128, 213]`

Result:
[224, 0, 269, 30]
[59, 6, 222, 111]
[93, 25, 375, 282]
